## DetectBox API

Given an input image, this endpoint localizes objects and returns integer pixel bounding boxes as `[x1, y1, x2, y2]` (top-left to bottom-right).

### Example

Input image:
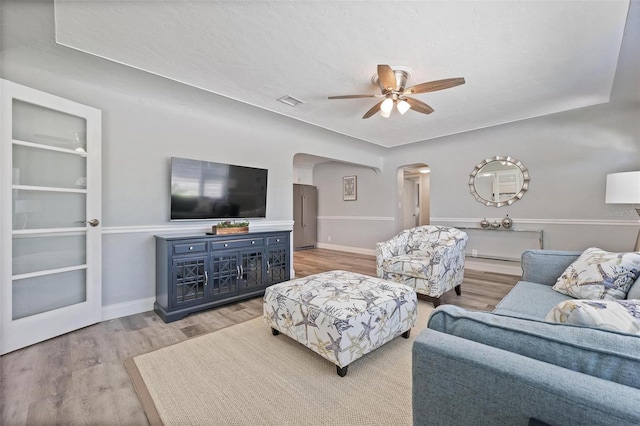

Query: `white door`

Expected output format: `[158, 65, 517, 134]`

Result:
[402, 178, 418, 229]
[1, 79, 102, 354]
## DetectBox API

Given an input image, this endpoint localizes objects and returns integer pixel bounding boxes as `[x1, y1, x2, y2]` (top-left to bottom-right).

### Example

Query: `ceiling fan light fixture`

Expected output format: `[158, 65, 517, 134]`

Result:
[397, 99, 410, 115]
[330, 64, 465, 120]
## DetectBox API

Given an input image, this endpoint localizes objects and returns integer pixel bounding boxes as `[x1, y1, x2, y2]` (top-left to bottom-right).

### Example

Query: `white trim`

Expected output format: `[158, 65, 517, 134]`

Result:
[12, 184, 87, 194]
[13, 139, 87, 156]
[101, 220, 294, 235]
[317, 216, 395, 221]
[102, 297, 155, 321]
[12, 264, 87, 281]
[464, 258, 522, 276]
[13, 227, 86, 235]
[431, 217, 639, 226]
[316, 242, 376, 256]
[313, 244, 523, 275]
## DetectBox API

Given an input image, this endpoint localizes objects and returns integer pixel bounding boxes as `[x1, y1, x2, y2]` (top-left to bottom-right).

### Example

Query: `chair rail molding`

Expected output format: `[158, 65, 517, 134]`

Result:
[317, 216, 395, 221]
[431, 218, 638, 226]
[101, 220, 294, 235]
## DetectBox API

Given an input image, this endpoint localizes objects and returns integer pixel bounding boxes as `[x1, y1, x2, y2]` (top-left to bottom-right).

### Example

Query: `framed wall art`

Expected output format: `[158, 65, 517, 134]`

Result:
[343, 176, 357, 201]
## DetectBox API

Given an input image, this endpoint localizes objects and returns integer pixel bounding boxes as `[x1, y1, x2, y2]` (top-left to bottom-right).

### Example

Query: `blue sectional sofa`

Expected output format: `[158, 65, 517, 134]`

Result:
[412, 250, 640, 426]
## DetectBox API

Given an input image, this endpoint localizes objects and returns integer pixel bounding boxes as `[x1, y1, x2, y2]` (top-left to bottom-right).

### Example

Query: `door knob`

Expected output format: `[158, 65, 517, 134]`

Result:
[84, 219, 100, 227]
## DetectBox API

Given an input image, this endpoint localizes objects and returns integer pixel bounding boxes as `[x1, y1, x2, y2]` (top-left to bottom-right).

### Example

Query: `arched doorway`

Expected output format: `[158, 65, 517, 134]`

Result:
[398, 163, 430, 231]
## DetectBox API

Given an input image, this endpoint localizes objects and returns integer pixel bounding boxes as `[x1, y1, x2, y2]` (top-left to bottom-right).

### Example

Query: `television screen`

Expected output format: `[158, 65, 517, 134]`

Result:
[170, 157, 268, 220]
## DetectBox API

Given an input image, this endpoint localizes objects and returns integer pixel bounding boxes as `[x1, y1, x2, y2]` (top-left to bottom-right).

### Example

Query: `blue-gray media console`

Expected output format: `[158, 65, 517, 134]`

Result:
[155, 231, 291, 322]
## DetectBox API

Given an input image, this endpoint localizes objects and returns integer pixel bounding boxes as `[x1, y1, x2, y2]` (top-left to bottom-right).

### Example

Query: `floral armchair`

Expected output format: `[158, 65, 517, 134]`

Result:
[376, 225, 468, 306]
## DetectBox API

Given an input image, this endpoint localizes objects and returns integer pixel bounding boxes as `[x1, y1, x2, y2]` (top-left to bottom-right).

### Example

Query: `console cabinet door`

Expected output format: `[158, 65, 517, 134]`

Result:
[238, 248, 264, 292]
[266, 244, 289, 285]
[210, 251, 240, 297]
[171, 255, 209, 309]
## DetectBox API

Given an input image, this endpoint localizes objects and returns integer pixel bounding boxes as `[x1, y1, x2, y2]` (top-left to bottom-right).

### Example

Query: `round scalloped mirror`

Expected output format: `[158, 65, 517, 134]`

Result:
[469, 156, 530, 207]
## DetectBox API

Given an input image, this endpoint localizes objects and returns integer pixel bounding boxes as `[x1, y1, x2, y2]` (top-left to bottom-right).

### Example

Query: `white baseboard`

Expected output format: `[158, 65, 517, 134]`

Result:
[315, 243, 522, 275]
[102, 297, 155, 321]
[316, 242, 376, 256]
[464, 258, 522, 276]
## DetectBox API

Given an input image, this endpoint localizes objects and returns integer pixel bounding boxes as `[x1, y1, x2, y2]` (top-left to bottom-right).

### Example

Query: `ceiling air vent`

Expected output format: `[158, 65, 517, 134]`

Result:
[277, 95, 305, 107]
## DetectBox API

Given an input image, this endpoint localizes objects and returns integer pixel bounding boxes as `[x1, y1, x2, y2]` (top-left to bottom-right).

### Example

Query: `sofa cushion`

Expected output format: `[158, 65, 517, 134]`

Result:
[521, 250, 582, 286]
[627, 276, 640, 299]
[427, 304, 640, 389]
[552, 247, 640, 300]
[545, 299, 640, 335]
[494, 281, 573, 319]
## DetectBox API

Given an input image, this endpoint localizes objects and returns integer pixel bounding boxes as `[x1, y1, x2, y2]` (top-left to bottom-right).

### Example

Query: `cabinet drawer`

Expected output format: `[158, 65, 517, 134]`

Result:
[266, 235, 287, 245]
[174, 242, 207, 255]
[211, 238, 264, 250]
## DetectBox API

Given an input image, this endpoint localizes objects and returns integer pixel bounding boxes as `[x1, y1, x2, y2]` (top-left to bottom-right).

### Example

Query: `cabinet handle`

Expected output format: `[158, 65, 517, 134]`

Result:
[204, 271, 208, 286]
[189, 246, 194, 251]
[240, 265, 244, 277]
[236, 265, 241, 279]
[224, 243, 228, 247]
[251, 240, 255, 244]
[267, 260, 271, 275]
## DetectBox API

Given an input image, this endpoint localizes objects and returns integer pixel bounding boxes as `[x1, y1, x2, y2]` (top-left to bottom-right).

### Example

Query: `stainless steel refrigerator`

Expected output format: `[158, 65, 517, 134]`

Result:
[293, 184, 317, 250]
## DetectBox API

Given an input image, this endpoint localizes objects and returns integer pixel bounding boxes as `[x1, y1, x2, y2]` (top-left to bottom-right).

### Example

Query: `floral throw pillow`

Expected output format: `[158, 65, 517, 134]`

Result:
[545, 299, 640, 335]
[552, 247, 640, 300]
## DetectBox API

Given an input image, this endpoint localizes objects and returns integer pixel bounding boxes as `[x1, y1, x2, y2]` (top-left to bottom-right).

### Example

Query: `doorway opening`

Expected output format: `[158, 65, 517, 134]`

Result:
[398, 163, 431, 231]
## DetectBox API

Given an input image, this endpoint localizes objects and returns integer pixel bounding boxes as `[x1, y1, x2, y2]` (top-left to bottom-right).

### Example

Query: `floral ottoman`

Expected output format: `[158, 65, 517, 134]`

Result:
[263, 270, 418, 377]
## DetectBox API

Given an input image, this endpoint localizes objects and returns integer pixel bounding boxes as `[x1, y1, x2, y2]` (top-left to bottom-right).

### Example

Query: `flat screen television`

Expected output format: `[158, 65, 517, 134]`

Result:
[170, 157, 268, 220]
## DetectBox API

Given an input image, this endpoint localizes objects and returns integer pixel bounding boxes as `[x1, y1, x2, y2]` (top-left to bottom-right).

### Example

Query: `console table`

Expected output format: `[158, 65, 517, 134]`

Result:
[155, 230, 291, 322]
[456, 226, 543, 262]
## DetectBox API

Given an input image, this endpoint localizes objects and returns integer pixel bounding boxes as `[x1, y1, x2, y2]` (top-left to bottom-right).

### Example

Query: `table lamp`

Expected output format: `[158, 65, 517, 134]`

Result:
[605, 171, 640, 251]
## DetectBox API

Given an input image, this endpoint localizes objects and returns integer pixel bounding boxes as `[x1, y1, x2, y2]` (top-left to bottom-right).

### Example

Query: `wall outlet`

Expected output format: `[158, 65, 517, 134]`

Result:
[327, 236, 332, 242]
[471, 249, 478, 257]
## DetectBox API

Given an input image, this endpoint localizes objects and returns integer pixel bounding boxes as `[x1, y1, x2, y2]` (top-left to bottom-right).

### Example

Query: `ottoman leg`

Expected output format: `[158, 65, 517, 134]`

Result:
[455, 284, 462, 296]
[402, 329, 411, 339]
[271, 328, 280, 336]
[337, 365, 348, 377]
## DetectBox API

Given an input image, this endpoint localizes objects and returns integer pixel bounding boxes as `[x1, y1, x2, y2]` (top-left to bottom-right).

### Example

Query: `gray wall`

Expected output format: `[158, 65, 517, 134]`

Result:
[1, 0, 385, 314]
[310, 100, 639, 258]
[309, 0, 640, 257]
[1, 0, 639, 318]
[313, 162, 394, 253]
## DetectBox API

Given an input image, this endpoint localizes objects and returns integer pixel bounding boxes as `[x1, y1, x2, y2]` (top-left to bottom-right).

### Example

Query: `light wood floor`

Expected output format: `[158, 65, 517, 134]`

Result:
[1, 248, 519, 425]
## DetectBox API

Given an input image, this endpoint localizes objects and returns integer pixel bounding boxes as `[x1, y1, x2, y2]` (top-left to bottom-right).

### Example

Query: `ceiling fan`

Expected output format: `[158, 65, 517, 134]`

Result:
[328, 64, 465, 119]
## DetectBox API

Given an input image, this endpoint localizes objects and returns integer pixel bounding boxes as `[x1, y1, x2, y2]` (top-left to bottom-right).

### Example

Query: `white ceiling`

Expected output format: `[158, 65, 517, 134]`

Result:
[53, 1, 630, 148]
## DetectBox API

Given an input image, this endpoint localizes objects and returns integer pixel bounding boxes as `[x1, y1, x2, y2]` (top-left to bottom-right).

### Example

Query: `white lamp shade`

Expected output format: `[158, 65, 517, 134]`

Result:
[380, 98, 394, 114]
[605, 171, 640, 204]
[397, 100, 411, 115]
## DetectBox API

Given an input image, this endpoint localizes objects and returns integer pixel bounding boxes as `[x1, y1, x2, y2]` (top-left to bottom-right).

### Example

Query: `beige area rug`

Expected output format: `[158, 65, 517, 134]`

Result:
[125, 300, 435, 425]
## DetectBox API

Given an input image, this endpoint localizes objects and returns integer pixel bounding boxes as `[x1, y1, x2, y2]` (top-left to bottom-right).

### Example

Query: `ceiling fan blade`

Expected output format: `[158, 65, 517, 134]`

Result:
[377, 64, 397, 92]
[405, 97, 435, 115]
[403, 77, 465, 95]
[328, 94, 377, 99]
[362, 100, 385, 119]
